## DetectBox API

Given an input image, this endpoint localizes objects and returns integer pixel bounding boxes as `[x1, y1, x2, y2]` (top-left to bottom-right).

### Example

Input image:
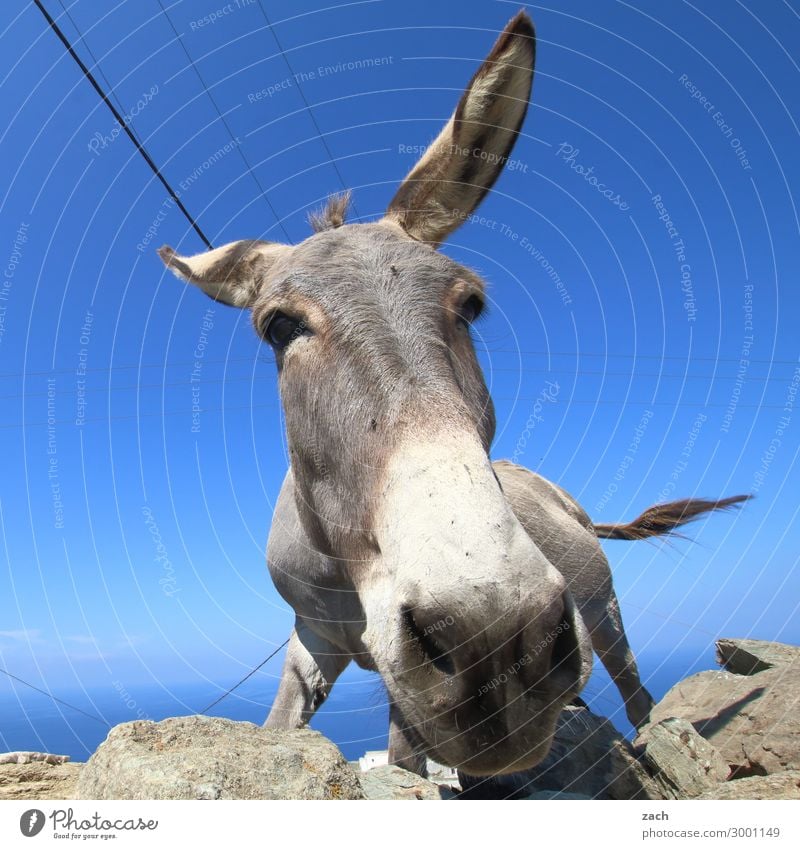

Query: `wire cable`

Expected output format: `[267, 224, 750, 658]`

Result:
[55, 0, 138, 141]
[200, 638, 290, 714]
[256, 0, 361, 219]
[0, 665, 110, 727]
[155, 0, 293, 243]
[0, 367, 790, 404]
[33, 0, 214, 249]
[0, 350, 795, 381]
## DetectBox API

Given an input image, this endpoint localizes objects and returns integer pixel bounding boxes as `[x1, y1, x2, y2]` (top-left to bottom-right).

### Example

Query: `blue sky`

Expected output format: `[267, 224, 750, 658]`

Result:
[1, 0, 798, 739]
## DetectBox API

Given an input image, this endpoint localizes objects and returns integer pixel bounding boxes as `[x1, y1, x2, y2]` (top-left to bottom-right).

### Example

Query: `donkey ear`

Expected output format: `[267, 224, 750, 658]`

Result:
[384, 11, 535, 246]
[157, 240, 290, 308]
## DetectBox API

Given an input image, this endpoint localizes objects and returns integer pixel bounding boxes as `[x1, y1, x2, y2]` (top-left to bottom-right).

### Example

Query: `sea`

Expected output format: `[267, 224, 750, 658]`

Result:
[0, 649, 717, 764]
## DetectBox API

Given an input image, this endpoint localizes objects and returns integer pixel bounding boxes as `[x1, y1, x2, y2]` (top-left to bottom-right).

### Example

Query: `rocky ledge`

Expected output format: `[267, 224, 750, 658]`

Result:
[2, 638, 798, 801]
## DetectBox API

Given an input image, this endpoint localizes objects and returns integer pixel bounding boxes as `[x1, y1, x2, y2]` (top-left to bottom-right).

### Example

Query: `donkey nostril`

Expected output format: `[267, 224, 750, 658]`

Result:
[401, 607, 455, 675]
[550, 618, 576, 668]
[548, 614, 582, 686]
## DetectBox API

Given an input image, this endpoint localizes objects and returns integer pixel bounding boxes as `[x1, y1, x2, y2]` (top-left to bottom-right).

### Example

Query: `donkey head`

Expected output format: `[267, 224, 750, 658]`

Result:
[159, 12, 591, 775]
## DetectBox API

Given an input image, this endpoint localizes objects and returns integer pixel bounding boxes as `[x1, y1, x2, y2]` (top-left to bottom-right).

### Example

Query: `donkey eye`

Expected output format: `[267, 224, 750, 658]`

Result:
[265, 312, 309, 350]
[457, 295, 484, 327]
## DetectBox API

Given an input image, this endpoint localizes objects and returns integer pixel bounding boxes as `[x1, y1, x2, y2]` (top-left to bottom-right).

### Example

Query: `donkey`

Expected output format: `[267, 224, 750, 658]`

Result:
[158, 12, 746, 777]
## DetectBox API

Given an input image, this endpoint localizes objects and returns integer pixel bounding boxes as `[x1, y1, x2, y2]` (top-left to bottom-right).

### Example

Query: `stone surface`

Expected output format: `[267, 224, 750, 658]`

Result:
[644, 717, 730, 799]
[0, 762, 82, 800]
[358, 765, 453, 800]
[716, 638, 800, 675]
[0, 751, 70, 765]
[459, 706, 663, 800]
[75, 715, 364, 800]
[637, 664, 800, 776]
[12, 639, 797, 802]
[696, 771, 800, 800]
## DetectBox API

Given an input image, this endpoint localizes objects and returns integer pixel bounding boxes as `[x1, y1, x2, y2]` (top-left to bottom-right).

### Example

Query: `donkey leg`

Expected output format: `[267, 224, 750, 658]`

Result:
[388, 704, 428, 776]
[264, 621, 350, 729]
[589, 593, 654, 729]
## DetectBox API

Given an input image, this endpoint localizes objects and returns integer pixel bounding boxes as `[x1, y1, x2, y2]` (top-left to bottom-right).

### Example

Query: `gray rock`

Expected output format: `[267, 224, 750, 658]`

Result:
[0, 751, 70, 765]
[75, 715, 364, 800]
[459, 706, 663, 800]
[0, 762, 82, 800]
[644, 717, 729, 798]
[637, 663, 800, 776]
[358, 765, 453, 799]
[696, 771, 800, 800]
[716, 639, 800, 675]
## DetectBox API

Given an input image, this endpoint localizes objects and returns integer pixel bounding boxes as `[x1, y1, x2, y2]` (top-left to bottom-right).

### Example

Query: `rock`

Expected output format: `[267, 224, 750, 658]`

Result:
[695, 771, 800, 800]
[0, 762, 82, 800]
[716, 639, 800, 675]
[644, 718, 730, 798]
[0, 751, 70, 765]
[637, 663, 800, 776]
[459, 706, 663, 800]
[358, 765, 453, 799]
[75, 715, 364, 800]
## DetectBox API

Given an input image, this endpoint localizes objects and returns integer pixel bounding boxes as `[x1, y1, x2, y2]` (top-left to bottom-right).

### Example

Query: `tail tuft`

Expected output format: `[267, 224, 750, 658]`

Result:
[593, 494, 751, 540]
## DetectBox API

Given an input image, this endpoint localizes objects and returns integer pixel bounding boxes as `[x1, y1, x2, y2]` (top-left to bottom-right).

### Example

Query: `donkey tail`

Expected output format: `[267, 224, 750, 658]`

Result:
[593, 494, 751, 540]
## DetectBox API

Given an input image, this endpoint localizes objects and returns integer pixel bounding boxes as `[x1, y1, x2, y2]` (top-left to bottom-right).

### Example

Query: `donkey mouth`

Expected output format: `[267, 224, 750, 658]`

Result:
[421, 702, 564, 776]
[391, 605, 589, 775]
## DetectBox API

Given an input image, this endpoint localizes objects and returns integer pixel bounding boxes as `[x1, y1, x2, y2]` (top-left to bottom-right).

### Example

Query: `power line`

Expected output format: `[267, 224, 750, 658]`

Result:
[200, 638, 289, 714]
[479, 348, 800, 364]
[55, 0, 138, 141]
[255, 0, 360, 218]
[0, 367, 792, 404]
[0, 397, 791, 432]
[0, 665, 109, 727]
[33, 0, 213, 249]
[155, 0, 293, 243]
[0, 349, 795, 381]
